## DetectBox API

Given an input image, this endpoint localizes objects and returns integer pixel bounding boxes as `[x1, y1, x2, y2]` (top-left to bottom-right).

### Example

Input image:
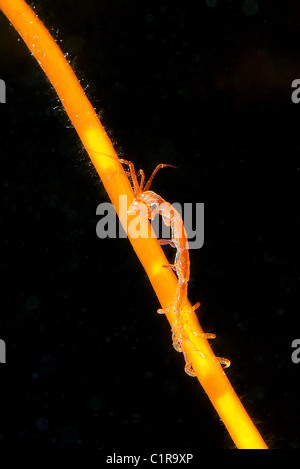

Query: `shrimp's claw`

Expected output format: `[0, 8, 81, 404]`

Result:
[183, 352, 197, 377]
[215, 356, 231, 369]
[184, 363, 197, 377]
[172, 330, 182, 352]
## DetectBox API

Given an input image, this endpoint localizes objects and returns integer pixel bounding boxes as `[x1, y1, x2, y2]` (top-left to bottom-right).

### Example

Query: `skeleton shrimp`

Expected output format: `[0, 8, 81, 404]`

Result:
[118, 157, 230, 375]
[118, 158, 192, 321]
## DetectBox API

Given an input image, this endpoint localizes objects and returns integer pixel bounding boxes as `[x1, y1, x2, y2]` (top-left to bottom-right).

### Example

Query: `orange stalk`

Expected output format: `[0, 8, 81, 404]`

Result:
[0, 0, 268, 449]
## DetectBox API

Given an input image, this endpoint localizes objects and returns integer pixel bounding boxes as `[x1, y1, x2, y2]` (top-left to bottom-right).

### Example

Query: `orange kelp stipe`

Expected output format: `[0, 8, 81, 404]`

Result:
[0, 0, 268, 449]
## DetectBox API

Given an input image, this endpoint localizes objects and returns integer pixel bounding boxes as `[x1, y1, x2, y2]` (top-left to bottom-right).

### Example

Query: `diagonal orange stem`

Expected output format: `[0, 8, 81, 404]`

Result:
[0, 0, 268, 449]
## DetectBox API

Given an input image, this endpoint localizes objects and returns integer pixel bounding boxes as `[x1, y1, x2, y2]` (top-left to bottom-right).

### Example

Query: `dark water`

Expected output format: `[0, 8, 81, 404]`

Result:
[0, 0, 299, 451]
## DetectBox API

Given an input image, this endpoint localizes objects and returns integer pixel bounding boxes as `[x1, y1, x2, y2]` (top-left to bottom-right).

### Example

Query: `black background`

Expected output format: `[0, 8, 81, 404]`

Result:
[0, 0, 299, 451]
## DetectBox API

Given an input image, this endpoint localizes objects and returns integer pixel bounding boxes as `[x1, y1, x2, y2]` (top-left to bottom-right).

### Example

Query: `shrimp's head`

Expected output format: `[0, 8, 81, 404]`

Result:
[127, 198, 152, 218]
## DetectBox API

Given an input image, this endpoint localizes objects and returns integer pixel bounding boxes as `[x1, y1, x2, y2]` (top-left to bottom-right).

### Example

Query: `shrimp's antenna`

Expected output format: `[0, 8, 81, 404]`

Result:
[143, 164, 176, 192]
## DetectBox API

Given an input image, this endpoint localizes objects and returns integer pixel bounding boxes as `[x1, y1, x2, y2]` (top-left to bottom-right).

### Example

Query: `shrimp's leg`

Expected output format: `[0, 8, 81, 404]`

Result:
[184, 364, 196, 377]
[157, 294, 177, 315]
[188, 302, 216, 339]
[158, 239, 176, 248]
[215, 357, 231, 369]
[162, 263, 177, 272]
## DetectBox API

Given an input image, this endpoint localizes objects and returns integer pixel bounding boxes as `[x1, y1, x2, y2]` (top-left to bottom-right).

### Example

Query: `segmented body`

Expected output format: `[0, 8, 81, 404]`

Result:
[120, 158, 230, 373]
[135, 190, 189, 295]
[129, 190, 199, 375]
